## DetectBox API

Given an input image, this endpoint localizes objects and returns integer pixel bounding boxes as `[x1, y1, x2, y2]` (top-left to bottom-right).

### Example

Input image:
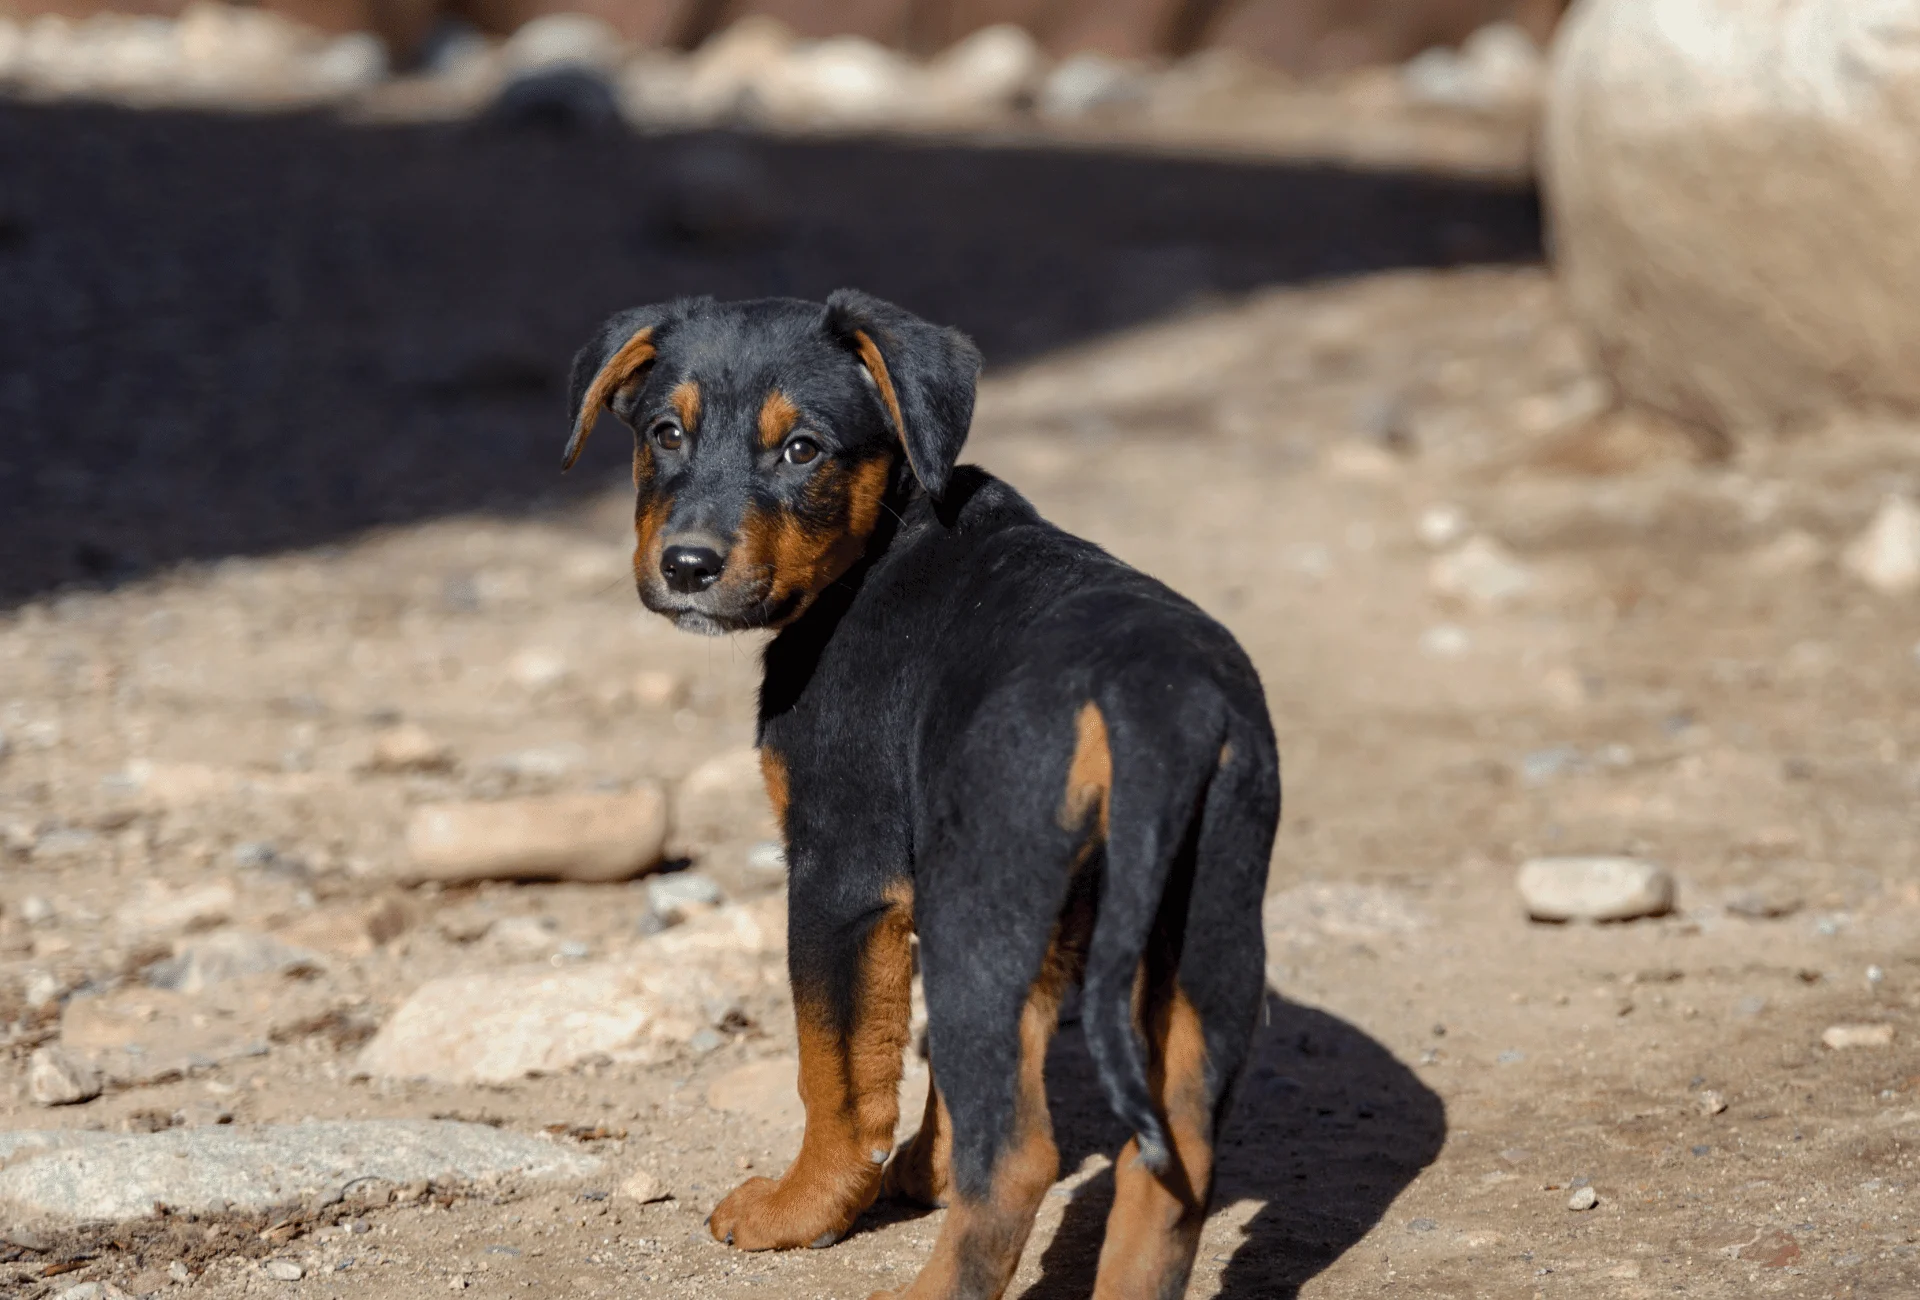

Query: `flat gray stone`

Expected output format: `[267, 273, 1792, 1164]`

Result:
[0, 1120, 601, 1224]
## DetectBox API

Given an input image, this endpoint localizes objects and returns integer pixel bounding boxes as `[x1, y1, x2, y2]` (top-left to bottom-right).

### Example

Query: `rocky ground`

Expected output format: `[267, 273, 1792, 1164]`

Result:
[4, 142, 1920, 1300]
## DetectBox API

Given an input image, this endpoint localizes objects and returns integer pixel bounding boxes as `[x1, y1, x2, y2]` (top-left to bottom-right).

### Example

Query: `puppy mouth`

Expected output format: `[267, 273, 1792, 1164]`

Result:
[638, 576, 799, 635]
[669, 610, 731, 637]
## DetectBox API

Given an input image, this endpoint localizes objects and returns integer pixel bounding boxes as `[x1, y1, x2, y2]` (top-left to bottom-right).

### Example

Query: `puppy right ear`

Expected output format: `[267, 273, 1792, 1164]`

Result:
[563, 300, 704, 470]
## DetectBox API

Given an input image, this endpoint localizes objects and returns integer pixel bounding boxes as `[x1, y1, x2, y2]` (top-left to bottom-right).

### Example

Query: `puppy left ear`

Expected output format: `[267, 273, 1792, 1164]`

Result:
[823, 289, 981, 500]
[563, 298, 707, 470]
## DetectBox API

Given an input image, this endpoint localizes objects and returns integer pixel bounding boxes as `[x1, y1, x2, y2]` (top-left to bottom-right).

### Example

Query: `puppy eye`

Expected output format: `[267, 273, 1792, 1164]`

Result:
[782, 436, 821, 467]
[651, 421, 684, 451]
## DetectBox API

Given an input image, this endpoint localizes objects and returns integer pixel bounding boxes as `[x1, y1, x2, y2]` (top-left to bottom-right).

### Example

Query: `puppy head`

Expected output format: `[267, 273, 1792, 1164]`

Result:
[564, 292, 980, 635]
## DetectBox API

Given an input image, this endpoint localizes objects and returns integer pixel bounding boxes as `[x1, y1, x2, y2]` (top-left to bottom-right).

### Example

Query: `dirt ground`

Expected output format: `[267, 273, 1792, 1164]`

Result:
[4, 191, 1920, 1296]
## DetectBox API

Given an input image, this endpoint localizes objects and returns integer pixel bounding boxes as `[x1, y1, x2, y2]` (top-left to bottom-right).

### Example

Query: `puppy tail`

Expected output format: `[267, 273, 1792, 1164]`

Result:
[1079, 691, 1225, 1176]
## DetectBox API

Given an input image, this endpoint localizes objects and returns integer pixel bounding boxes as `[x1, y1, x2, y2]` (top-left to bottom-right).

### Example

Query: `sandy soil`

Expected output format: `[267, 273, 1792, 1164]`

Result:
[4, 223, 1919, 1296]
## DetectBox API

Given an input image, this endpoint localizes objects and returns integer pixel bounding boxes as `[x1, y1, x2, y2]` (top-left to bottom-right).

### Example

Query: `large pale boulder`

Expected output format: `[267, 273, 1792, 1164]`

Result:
[1543, 0, 1920, 435]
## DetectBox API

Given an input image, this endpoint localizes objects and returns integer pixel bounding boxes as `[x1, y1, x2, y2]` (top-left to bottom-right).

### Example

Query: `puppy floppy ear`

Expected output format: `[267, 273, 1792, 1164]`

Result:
[563, 299, 705, 470]
[823, 289, 981, 500]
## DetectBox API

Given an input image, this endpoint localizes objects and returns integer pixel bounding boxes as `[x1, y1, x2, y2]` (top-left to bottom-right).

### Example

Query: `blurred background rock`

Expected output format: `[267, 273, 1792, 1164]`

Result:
[0, 0, 1562, 153]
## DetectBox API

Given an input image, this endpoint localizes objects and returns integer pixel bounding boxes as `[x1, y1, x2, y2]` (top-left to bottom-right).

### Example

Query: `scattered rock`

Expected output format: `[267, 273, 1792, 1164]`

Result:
[1748, 529, 1825, 577]
[487, 914, 560, 959]
[1566, 1184, 1598, 1211]
[116, 756, 240, 806]
[1038, 51, 1147, 118]
[262, 1259, 304, 1281]
[20, 894, 58, 926]
[1725, 886, 1802, 920]
[924, 23, 1045, 115]
[1430, 536, 1533, 609]
[617, 1164, 672, 1204]
[55, 1283, 133, 1300]
[1402, 21, 1544, 113]
[499, 13, 623, 75]
[1737, 1227, 1801, 1268]
[506, 647, 571, 692]
[630, 670, 686, 710]
[1322, 439, 1401, 482]
[366, 723, 455, 773]
[276, 897, 413, 957]
[115, 880, 236, 934]
[1822, 1023, 1894, 1051]
[648, 873, 725, 922]
[404, 786, 668, 884]
[1841, 495, 1920, 595]
[675, 15, 795, 121]
[62, 978, 341, 1085]
[31, 828, 100, 862]
[358, 965, 644, 1083]
[1698, 1089, 1727, 1116]
[489, 743, 586, 780]
[1517, 856, 1674, 922]
[706, 1057, 804, 1129]
[358, 902, 781, 1084]
[1418, 624, 1470, 658]
[1, 817, 35, 855]
[1416, 502, 1469, 550]
[0, 1121, 600, 1224]
[1544, 0, 1920, 435]
[673, 750, 777, 855]
[742, 839, 787, 886]
[145, 930, 323, 994]
[28, 1046, 103, 1107]
[771, 36, 920, 125]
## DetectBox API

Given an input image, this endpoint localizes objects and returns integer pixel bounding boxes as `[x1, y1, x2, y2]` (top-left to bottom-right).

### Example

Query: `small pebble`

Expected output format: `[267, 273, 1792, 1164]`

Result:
[29, 1045, 103, 1107]
[507, 648, 571, 691]
[262, 1259, 304, 1280]
[619, 1166, 671, 1204]
[631, 670, 686, 709]
[1429, 535, 1534, 609]
[368, 723, 454, 772]
[1417, 503, 1468, 549]
[648, 873, 725, 918]
[1567, 1185, 1598, 1211]
[1840, 494, 1920, 594]
[1822, 1023, 1894, 1050]
[1697, 1089, 1728, 1116]
[168, 1261, 192, 1282]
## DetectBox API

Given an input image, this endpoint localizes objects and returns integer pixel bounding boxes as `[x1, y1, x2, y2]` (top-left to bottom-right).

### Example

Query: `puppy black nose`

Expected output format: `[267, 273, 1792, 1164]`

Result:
[661, 544, 726, 594]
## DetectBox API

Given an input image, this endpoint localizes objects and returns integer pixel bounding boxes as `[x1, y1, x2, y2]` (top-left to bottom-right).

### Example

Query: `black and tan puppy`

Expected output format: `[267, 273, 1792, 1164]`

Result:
[564, 292, 1280, 1300]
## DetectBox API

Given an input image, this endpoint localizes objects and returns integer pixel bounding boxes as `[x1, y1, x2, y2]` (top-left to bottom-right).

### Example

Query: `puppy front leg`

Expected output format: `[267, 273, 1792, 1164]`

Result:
[710, 877, 914, 1250]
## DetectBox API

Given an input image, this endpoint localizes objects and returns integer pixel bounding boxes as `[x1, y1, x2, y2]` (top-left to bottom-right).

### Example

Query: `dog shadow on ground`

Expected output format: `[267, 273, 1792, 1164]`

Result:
[1022, 988, 1446, 1298]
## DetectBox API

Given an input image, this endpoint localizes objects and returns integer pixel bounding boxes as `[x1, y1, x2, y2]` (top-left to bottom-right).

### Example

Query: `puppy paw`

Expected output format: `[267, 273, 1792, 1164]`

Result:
[709, 1174, 854, 1251]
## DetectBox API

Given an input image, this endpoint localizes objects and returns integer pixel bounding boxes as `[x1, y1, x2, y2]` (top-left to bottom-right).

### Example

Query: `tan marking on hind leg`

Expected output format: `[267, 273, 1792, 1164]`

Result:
[869, 939, 1078, 1300]
[1091, 985, 1214, 1300]
[883, 1078, 953, 1207]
